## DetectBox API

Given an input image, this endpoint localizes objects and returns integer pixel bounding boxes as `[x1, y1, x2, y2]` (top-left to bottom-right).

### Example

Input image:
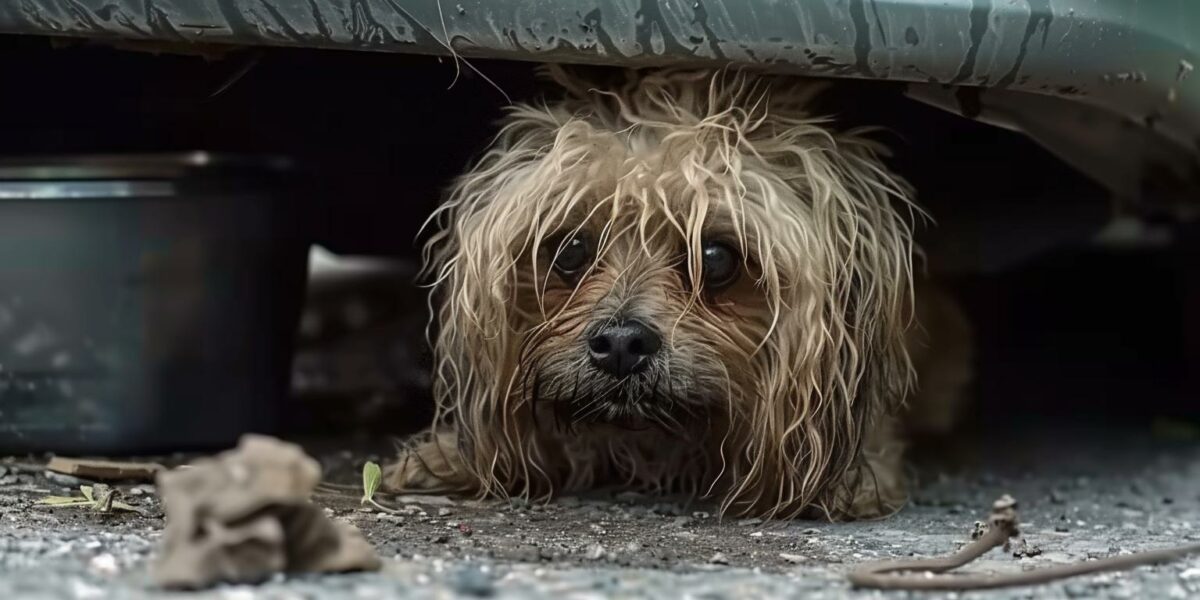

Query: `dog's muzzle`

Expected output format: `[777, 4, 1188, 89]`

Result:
[586, 319, 661, 377]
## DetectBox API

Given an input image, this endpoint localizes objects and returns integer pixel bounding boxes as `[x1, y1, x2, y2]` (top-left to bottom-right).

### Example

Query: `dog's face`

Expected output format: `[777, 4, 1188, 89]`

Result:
[424, 68, 917, 516]
[519, 210, 773, 431]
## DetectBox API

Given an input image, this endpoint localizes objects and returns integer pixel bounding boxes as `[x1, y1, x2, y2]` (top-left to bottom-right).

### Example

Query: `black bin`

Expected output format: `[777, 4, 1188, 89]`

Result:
[0, 153, 309, 454]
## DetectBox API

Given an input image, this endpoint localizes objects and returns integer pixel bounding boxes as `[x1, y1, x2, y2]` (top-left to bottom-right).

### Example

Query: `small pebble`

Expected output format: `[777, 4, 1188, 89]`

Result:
[1010, 538, 1043, 558]
[450, 564, 494, 597]
[88, 553, 118, 576]
[709, 552, 729, 565]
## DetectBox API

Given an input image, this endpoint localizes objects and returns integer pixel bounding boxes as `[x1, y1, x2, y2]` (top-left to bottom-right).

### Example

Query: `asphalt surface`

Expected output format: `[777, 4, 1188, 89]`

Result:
[2, 424, 1199, 600]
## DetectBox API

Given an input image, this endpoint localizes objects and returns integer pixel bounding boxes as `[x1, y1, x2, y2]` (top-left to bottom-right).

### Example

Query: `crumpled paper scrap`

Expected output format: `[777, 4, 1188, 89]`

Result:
[153, 435, 380, 588]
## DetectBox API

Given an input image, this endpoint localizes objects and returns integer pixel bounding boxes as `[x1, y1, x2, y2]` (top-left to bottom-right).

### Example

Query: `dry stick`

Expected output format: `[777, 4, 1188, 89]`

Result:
[848, 495, 1200, 591]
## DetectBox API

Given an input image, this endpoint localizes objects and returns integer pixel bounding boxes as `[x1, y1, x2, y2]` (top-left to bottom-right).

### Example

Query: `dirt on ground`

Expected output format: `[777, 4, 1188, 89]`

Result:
[2, 425, 1200, 599]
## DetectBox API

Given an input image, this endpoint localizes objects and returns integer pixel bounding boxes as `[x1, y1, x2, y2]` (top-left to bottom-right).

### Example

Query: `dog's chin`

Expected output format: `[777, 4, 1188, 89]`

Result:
[537, 366, 705, 432]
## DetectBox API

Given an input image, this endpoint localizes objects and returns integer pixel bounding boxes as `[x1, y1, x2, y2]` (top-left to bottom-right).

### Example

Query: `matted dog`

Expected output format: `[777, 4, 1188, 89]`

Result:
[385, 67, 970, 520]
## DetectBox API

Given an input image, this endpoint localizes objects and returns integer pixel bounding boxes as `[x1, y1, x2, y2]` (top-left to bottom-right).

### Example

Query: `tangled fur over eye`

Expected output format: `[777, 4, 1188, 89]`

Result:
[393, 65, 924, 520]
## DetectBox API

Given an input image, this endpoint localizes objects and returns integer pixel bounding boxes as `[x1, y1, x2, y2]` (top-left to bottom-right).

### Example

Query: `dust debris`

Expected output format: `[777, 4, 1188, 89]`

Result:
[1008, 537, 1044, 558]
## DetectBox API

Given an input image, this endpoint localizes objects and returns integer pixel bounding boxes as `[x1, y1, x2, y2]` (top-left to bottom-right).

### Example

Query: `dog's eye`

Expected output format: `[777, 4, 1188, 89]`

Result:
[701, 241, 739, 290]
[550, 235, 591, 277]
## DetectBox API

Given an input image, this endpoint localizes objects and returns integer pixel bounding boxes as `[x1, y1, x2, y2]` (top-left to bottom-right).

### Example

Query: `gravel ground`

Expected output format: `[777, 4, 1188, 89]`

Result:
[2, 424, 1199, 599]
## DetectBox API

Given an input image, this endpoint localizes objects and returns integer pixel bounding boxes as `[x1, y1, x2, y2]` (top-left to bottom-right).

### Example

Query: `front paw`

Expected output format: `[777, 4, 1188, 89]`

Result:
[382, 432, 473, 493]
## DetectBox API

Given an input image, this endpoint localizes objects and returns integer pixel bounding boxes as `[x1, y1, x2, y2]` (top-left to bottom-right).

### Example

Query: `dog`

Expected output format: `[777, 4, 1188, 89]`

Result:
[384, 67, 971, 519]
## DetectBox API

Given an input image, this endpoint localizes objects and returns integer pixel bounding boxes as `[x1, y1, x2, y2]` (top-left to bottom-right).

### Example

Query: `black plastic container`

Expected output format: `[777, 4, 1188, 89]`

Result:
[0, 153, 309, 454]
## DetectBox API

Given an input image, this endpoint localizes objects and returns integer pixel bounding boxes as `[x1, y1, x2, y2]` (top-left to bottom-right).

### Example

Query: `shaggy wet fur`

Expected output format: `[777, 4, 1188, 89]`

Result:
[385, 67, 966, 519]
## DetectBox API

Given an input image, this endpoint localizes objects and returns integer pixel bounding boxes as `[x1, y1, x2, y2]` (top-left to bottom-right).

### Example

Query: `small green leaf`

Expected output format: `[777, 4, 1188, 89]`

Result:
[362, 461, 382, 505]
[80, 486, 94, 503]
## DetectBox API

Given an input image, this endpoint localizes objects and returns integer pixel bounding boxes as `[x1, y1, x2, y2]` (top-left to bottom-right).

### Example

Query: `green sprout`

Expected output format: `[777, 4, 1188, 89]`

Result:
[360, 462, 402, 515]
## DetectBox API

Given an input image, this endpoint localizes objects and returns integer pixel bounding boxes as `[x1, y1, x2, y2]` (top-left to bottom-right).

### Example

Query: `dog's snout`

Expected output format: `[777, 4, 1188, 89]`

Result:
[587, 320, 661, 377]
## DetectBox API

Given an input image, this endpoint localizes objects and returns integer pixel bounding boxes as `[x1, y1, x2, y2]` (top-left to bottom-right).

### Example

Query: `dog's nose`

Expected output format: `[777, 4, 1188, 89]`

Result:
[587, 320, 662, 377]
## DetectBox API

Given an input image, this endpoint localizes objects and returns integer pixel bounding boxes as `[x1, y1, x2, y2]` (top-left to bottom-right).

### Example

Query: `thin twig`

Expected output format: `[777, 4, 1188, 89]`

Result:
[428, 0, 510, 102]
[848, 495, 1200, 590]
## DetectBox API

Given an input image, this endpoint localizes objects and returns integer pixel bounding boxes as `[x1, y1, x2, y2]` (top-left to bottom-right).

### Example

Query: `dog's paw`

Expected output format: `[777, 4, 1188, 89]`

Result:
[382, 431, 473, 493]
[838, 421, 909, 520]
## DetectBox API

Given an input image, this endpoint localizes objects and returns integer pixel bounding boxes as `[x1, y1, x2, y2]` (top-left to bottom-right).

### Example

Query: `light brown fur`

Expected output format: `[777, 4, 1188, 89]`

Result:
[385, 67, 968, 520]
